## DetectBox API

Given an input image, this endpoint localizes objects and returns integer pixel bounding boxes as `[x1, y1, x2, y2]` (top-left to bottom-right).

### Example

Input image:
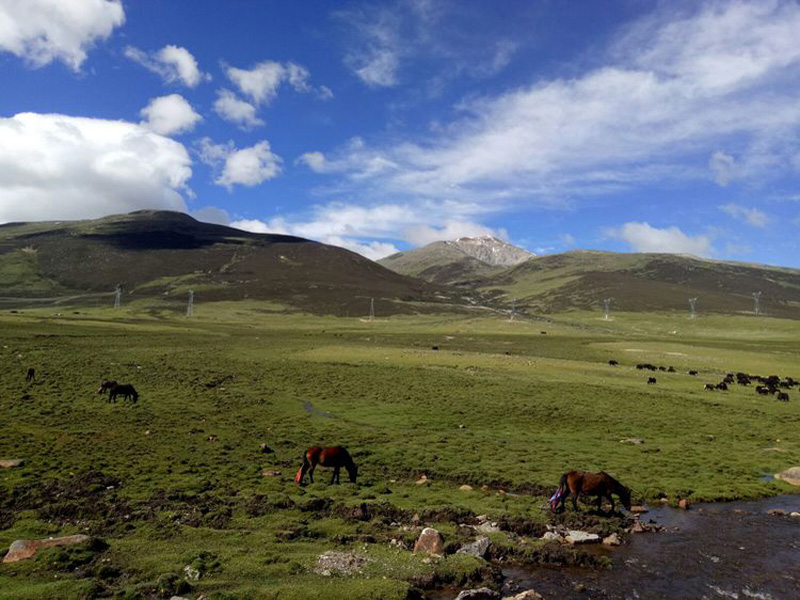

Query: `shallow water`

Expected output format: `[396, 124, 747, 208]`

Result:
[447, 495, 800, 599]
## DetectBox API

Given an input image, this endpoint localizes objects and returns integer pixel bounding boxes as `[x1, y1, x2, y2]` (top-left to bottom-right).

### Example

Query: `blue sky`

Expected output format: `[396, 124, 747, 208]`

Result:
[1, 0, 799, 267]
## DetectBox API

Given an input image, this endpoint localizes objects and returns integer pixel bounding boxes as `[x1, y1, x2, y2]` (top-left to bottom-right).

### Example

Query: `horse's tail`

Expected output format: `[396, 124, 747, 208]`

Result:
[295, 451, 309, 484]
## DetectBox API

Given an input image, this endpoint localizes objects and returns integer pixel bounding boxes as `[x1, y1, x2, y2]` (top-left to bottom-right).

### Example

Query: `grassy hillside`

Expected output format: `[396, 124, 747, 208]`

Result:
[0, 211, 454, 316]
[480, 251, 800, 319]
[0, 305, 798, 598]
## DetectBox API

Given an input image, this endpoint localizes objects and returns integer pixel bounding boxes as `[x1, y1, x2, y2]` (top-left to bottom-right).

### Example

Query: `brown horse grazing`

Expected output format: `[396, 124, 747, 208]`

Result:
[295, 446, 358, 485]
[555, 471, 631, 514]
[26, 367, 35, 382]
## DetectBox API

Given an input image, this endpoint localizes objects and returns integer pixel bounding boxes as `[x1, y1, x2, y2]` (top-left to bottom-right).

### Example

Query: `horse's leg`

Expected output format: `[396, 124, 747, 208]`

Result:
[609, 495, 615, 514]
[596, 495, 602, 512]
[331, 465, 340, 485]
[308, 464, 315, 483]
[571, 493, 579, 511]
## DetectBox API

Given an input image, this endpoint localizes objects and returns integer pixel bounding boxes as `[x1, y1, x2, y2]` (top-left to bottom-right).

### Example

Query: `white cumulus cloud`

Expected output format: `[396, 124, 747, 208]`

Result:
[139, 94, 202, 136]
[0, 0, 124, 70]
[196, 138, 282, 190]
[222, 59, 330, 104]
[608, 222, 713, 256]
[224, 201, 503, 261]
[125, 44, 209, 87]
[0, 113, 192, 223]
[213, 89, 264, 129]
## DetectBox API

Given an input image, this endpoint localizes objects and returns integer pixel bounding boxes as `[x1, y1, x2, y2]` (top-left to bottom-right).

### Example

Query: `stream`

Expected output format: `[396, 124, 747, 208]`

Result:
[447, 495, 800, 599]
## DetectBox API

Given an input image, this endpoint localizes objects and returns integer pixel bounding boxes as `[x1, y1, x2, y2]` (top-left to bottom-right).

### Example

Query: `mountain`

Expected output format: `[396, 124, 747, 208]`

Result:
[378, 236, 534, 285]
[0, 210, 454, 316]
[478, 250, 800, 318]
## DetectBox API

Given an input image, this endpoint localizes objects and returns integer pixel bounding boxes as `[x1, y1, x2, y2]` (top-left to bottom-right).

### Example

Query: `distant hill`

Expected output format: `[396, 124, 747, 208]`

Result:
[479, 250, 800, 318]
[0, 211, 454, 315]
[379, 236, 534, 285]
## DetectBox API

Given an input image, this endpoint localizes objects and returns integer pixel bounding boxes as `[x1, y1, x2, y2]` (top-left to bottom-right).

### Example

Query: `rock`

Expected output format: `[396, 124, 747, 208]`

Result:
[565, 530, 600, 544]
[790, 512, 800, 518]
[457, 536, 491, 559]
[260, 443, 274, 454]
[629, 505, 649, 513]
[455, 588, 501, 600]
[261, 469, 281, 477]
[504, 591, 544, 600]
[476, 521, 501, 534]
[170, 597, 190, 600]
[678, 498, 691, 510]
[183, 565, 201, 581]
[0, 459, 23, 468]
[460, 484, 474, 491]
[314, 551, 367, 576]
[620, 438, 645, 444]
[775, 467, 800, 487]
[413, 527, 445, 556]
[3, 535, 90, 563]
[767, 509, 787, 516]
[541, 531, 562, 542]
[603, 533, 622, 546]
[415, 474, 428, 485]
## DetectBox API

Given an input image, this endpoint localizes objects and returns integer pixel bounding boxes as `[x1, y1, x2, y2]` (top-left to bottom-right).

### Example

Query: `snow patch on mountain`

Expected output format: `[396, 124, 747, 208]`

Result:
[446, 235, 534, 267]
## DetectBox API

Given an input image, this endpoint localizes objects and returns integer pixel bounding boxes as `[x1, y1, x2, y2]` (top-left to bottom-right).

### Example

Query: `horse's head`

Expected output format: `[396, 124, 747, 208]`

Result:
[346, 462, 358, 483]
[620, 486, 632, 510]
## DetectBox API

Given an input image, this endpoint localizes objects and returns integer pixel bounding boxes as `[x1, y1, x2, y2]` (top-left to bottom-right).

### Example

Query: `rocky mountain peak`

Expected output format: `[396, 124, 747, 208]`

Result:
[446, 235, 534, 267]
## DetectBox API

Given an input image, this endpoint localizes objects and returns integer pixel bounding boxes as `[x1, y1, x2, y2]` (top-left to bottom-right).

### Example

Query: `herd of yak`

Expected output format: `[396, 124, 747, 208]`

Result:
[612, 361, 794, 401]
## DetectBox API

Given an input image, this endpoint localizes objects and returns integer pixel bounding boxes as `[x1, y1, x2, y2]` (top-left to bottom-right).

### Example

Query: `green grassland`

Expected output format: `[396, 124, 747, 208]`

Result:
[1, 304, 798, 599]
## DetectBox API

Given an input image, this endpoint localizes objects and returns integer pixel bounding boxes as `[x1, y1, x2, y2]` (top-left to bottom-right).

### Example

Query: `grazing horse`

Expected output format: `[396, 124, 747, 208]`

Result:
[25, 367, 35, 382]
[555, 471, 632, 513]
[295, 446, 357, 485]
[647, 377, 657, 384]
[109, 384, 138, 403]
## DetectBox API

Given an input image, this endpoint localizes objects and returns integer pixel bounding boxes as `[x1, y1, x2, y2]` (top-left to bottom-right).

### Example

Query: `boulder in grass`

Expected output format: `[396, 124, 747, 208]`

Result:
[457, 536, 491, 559]
[0, 459, 23, 468]
[775, 467, 800, 487]
[413, 527, 444, 556]
[3, 535, 90, 563]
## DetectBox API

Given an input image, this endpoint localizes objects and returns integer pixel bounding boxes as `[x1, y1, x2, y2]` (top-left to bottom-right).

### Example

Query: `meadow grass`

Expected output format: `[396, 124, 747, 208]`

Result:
[0, 304, 798, 598]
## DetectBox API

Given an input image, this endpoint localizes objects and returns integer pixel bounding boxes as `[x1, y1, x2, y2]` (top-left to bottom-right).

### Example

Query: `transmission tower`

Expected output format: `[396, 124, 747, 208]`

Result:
[752, 291, 762, 315]
[688, 297, 698, 319]
[187, 290, 194, 318]
[368, 297, 375, 322]
[509, 299, 516, 322]
[113, 285, 121, 310]
[603, 298, 612, 320]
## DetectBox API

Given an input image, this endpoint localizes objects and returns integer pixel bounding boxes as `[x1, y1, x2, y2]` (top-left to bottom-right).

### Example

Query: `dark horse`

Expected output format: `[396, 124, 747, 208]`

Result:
[26, 367, 35, 382]
[554, 470, 631, 513]
[295, 446, 357, 485]
[98, 381, 138, 403]
[97, 380, 118, 397]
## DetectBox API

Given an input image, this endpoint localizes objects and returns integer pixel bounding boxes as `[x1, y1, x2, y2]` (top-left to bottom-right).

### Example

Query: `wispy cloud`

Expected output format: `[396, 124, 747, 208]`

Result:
[314, 1, 800, 210]
[719, 203, 770, 228]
